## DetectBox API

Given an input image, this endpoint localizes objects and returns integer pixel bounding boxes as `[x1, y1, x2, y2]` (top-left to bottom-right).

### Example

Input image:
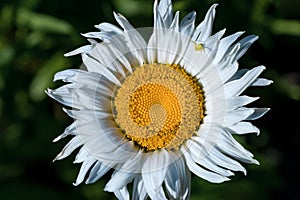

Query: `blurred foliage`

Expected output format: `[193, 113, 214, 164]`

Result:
[0, 0, 299, 199]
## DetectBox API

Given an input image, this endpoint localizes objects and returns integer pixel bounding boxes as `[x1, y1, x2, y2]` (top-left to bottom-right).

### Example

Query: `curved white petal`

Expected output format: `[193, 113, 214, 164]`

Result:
[252, 78, 273, 86]
[192, 4, 218, 42]
[114, 186, 130, 200]
[63, 109, 112, 122]
[73, 158, 97, 186]
[208, 148, 247, 175]
[85, 162, 114, 184]
[224, 107, 255, 126]
[179, 11, 196, 37]
[183, 151, 230, 183]
[169, 11, 179, 30]
[225, 96, 259, 111]
[105, 171, 136, 192]
[217, 128, 259, 164]
[52, 122, 76, 142]
[184, 142, 234, 177]
[165, 156, 190, 200]
[214, 31, 244, 63]
[81, 31, 117, 43]
[246, 108, 270, 120]
[73, 147, 90, 164]
[53, 136, 83, 161]
[64, 44, 93, 57]
[142, 150, 169, 200]
[55, 68, 116, 97]
[228, 122, 260, 135]
[204, 29, 226, 56]
[113, 12, 147, 65]
[158, 0, 173, 28]
[132, 176, 148, 200]
[224, 65, 266, 97]
[95, 22, 123, 34]
[234, 35, 258, 60]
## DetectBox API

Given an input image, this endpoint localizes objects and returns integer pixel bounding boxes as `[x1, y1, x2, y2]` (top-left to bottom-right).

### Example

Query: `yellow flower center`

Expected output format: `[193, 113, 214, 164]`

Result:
[113, 63, 205, 151]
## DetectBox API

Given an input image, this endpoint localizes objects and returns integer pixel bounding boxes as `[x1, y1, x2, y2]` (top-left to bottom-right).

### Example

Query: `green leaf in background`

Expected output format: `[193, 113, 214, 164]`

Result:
[16, 8, 75, 35]
[29, 53, 69, 101]
[269, 19, 300, 36]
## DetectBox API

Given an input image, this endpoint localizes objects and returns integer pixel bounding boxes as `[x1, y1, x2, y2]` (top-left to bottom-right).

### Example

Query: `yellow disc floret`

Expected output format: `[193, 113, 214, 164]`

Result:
[113, 63, 205, 151]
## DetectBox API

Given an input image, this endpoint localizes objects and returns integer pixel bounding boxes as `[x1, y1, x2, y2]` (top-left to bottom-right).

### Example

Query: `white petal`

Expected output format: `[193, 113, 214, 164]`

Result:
[114, 186, 130, 200]
[81, 31, 117, 43]
[219, 62, 239, 84]
[158, 0, 173, 28]
[225, 96, 259, 111]
[46, 88, 79, 109]
[113, 12, 147, 65]
[132, 176, 148, 200]
[47, 82, 112, 112]
[215, 31, 244, 63]
[217, 128, 259, 164]
[63, 109, 112, 122]
[148, 28, 189, 65]
[73, 158, 96, 186]
[105, 170, 136, 192]
[53, 136, 83, 161]
[142, 150, 169, 200]
[95, 22, 123, 34]
[165, 156, 190, 199]
[246, 108, 270, 120]
[228, 122, 260, 135]
[87, 140, 137, 163]
[209, 148, 247, 175]
[53, 68, 116, 97]
[73, 147, 89, 163]
[180, 41, 212, 77]
[113, 14, 143, 41]
[251, 78, 273, 86]
[235, 35, 258, 60]
[64, 44, 93, 57]
[224, 107, 255, 126]
[52, 122, 76, 142]
[183, 151, 230, 183]
[191, 123, 223, 155]
[192, 4, 218, 42]
[204, 29, 226, 56]
[217, 43, 240, 83]
[228, 68, 248, 81]
[83, 127, 125, 151]
[184, 143, 234, 177]
[169, 11, 179, 30]
[89, 43, 127, 76]
[179, 11, 196, 37]
[85, 162, 113, 184]
[224, 65, 266, 97]
[53, 69, 77, 82]
[153, 0, 159, 28]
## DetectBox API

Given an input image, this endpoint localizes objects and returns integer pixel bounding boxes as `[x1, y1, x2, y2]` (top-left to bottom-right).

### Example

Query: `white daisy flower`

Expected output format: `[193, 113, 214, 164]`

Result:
[46, 0, 272, 199]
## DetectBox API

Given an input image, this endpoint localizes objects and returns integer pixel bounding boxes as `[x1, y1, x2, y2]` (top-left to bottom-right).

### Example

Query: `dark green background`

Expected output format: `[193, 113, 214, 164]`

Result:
[1, 0, 299, 199]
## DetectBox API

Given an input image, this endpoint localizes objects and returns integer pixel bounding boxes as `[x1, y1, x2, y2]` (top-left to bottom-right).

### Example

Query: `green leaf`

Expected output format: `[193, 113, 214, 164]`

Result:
[29, 53, 68, 101]
[269, 19, 300, 36]
[17, 8, 75, 34]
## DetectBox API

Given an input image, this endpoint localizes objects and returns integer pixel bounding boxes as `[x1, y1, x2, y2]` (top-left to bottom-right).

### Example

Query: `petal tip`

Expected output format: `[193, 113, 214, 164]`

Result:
[52, 136, 61, 143]
[72, 182, 80, 186]
[253, 159, 260, 165]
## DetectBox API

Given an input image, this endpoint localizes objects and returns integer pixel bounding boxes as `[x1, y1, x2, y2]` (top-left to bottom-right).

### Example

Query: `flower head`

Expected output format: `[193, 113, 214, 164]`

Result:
[47, 0, 272, 199]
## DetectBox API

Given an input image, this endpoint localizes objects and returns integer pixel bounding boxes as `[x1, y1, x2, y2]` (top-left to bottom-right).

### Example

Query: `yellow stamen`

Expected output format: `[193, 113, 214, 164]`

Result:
[113, 63, 205, 151]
